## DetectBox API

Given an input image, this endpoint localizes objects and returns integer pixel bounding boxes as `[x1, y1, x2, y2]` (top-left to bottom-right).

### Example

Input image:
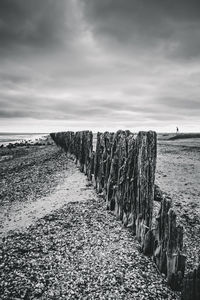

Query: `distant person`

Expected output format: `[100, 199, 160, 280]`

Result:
[176, 127, 179, 135]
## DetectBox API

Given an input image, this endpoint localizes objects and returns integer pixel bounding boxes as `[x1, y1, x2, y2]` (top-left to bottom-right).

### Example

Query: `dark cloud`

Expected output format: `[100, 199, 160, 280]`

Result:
[82, 0, 200, 59]
[0, 0, 80, 55]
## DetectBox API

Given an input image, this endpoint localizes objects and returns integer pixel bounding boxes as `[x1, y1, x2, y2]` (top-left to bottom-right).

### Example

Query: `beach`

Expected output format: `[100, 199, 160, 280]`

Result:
[0, 134, 199, 299]
[0, 136, 179, 299]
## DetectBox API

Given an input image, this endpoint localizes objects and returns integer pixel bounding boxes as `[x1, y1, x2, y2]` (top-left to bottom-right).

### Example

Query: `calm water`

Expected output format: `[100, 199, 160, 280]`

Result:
[0, 133, 48, 146]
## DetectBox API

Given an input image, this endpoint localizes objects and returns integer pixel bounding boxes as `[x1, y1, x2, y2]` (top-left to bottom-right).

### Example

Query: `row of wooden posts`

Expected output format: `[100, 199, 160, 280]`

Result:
[50, 130, 199, 300]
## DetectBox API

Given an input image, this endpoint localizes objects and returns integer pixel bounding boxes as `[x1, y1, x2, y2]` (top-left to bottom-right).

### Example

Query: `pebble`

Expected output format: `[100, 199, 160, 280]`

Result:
[0, 199, 180, 299]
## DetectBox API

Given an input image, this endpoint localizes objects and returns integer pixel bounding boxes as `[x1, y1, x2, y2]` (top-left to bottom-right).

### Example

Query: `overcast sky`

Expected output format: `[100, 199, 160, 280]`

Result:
[0, 0, 200, 133]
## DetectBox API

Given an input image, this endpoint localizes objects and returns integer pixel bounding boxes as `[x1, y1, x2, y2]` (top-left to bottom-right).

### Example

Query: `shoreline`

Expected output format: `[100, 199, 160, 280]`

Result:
[0, 133, 49, 147]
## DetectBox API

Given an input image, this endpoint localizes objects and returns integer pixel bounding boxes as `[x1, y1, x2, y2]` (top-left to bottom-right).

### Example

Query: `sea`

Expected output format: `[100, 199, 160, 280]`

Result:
[0, 132, 48, 146]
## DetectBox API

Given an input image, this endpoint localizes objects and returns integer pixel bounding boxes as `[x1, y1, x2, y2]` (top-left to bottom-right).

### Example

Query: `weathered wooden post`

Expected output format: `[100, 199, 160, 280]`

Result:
[94, 132, 102, 192]
[114, 131, 129, 220]
[85, 131, 93, 180]
[181, 265, 200, 299]
[121, 134, 136, 228]
[50, 129, 197, 295]
[134, 131, 157, 246]
[106, 130, 128, 211]
[152, 196, 186, 290]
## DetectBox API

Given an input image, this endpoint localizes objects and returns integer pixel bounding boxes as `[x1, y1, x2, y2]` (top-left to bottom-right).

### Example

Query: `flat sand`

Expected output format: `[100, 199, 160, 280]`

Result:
[156, 137, 200, 271]
[156, 137, 200, 215]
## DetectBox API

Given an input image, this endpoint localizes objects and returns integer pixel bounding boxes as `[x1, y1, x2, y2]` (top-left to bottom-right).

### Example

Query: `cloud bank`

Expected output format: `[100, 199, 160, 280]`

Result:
[0, 0, 200, 132]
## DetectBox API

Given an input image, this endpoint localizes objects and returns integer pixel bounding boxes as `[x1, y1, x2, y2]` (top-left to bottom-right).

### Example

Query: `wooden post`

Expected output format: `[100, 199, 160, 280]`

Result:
[134, 131, 157, 245]
[182, 264, 200, 300]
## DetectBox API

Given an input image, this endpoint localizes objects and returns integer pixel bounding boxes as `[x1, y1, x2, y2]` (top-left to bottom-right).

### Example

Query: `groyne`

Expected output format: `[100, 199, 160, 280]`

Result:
[50, 130, 199, 299]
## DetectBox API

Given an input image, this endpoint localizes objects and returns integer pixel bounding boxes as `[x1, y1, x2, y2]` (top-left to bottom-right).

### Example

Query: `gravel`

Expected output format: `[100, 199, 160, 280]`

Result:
[0, 199, 180, 299]
[0, 145, 68, 206]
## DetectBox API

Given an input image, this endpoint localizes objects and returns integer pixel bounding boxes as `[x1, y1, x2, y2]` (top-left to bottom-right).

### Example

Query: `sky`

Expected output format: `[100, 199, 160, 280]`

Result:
[0, 0, 200, 133]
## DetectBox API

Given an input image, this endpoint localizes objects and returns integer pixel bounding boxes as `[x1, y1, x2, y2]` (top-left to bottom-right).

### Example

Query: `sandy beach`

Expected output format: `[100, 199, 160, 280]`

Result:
[0, 134, 199, 299]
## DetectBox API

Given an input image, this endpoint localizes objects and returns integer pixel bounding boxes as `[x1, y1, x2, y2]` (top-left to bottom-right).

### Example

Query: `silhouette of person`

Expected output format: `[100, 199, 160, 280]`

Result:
[176, 127, 179, 134]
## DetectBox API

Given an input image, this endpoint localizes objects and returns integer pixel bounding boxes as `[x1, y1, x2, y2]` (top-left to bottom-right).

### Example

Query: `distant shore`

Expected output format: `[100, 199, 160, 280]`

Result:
[0, 132, 48, 147]
[168, 133, 200, 140]
[158, 132, 200, 140]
